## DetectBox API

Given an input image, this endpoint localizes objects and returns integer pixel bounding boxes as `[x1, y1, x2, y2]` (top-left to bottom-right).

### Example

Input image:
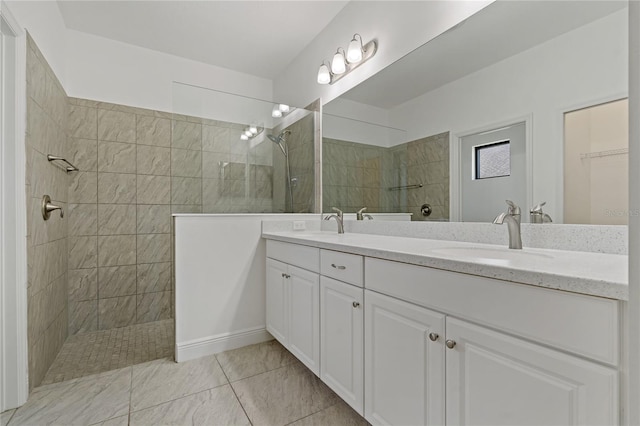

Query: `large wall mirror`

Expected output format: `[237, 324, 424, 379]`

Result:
[322, 0, 628, 224]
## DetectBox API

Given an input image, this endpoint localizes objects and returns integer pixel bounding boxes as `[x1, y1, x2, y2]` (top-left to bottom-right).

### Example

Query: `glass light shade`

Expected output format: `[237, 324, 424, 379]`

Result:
[240, 134, 249, 140]
[347, 37, 363, 63]
[244, 130, 253, 137]
[279, 104, 290, 113]
[249, 126, 258, 135]
[272, 105, 283, 118]
[331, 51, 346, 74]
[317, 64, 331, 84]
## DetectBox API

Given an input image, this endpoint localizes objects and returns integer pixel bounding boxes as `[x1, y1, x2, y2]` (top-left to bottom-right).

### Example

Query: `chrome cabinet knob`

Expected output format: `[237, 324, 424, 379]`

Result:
[331, 263, 346, 270]
[281, 273, 286, 277]
[352, 301, 360, 308]
[445, 339, 456, 349]
[428, 332, 439, 342]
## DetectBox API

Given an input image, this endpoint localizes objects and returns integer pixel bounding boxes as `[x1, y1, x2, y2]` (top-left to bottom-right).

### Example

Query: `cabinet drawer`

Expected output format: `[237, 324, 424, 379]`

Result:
[321, 249, 363, 287]
[266, 240, 319, 273]
[366, 258, 619, 366]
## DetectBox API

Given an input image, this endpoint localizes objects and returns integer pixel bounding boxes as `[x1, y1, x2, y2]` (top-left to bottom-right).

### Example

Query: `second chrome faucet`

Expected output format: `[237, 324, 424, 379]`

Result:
[324, 207, 345, 234]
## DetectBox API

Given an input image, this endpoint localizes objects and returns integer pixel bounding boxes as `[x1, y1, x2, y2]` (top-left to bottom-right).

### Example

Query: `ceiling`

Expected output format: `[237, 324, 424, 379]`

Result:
[56, 0, 348, 80]
[340, 1, 627, 109]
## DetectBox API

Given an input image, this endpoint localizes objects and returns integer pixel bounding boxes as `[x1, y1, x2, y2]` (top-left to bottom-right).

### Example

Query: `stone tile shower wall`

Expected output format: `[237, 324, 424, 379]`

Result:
[323, 132, 449, 220]
[67, 99, 175, 334]
[25, 34, 70, 390]
[273, 113, 316, 213]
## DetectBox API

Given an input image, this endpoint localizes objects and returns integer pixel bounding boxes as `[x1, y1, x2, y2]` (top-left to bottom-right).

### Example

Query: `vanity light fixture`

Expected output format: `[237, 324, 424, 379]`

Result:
[317, 33, 377, 85]
[240, 125, 263, 141]
[331, 47, 347, 74]
[347, 34, 364, 63]
[271, 103, 294, 118]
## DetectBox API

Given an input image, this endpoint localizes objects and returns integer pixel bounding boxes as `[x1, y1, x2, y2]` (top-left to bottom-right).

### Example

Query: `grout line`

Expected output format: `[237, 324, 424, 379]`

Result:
[128, 366, 133, 425]
[214, 355, 253, 426]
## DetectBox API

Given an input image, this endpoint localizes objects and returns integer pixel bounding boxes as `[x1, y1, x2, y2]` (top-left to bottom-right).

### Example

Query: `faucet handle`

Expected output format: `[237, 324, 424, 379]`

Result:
[356, 207, 367, 214]
[530, 201, 546, 213]
[505, 200, 521, 215]
[332, 207, 343, 217]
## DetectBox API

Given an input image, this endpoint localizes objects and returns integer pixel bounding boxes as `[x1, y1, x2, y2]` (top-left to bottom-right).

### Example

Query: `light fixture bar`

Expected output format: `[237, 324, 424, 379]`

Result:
[329, 39, 377, 85]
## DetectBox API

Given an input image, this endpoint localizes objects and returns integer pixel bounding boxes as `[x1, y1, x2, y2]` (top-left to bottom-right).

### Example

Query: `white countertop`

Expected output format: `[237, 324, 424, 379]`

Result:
[262, 231, 628, 300]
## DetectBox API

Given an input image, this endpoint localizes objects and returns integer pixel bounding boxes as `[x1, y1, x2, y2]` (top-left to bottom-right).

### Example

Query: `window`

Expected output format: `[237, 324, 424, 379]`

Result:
[474, 140, 510, 179]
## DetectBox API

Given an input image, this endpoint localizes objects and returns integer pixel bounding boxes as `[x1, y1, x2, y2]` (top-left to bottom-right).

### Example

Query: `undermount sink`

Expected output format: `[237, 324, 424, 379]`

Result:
[429, 246, 554, 262]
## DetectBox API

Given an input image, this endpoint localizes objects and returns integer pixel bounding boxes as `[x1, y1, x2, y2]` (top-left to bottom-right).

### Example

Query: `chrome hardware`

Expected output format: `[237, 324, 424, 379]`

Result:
[331, 263, 346, 270]
[421, 203, 432, 217]
[493, 200, 522, 249]
[352, 301, 360, 308]
[41, 195, 64, 220]
[324, 207, 345, 234]
[356, 207, 370, 221]
[530, 202, 553, 224]
[284, 274, 291, 279]
[281, 273, 286, 278]
[428, 332, 439, 342]
[388, 183, 423, 191]
[47, 154, 79, 173]
[445, 339, 457, 349]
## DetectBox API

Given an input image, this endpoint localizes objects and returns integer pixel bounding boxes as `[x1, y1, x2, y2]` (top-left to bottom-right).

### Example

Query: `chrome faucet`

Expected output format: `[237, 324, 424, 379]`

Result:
[493, 200, 522, 249]
[356, 207, 373, 221]
[324, 207, 345, 234]
[530, 202, 553, 224]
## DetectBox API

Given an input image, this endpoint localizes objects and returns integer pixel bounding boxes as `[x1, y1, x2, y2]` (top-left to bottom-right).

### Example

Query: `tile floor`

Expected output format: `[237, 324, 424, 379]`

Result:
[41, 320, 174, 385]
[3, 340, 368, 426]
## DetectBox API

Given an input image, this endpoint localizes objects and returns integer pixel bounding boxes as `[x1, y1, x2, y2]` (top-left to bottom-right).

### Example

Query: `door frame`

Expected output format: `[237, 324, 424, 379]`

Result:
[450, 114, 533, 222]
[0, 0, 28, 411]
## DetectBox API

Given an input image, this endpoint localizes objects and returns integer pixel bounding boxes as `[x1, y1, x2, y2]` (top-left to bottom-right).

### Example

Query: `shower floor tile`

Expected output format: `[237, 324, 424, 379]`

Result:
[41, 319, 174, 385]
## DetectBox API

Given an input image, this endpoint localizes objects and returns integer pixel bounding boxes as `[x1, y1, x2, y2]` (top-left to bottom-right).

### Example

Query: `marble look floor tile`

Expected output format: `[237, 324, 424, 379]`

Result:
[130, 355, 227, 412]
[90, 414, 129, 426]
[10, 367, 131, 425]
[1, 409, 15, 426]
[288, 400, 368, 426]
[232, 361, 339, 426]
[130, 385, 249, 426]
[216, 339, 297, 382]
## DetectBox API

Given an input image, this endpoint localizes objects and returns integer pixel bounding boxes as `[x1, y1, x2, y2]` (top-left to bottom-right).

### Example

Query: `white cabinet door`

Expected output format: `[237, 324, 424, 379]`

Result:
[445, 317, 618, 426]
[320, 276, 364, 415]
[288, 265, 320, 375]
[266, 258, 288, 346]
[365, 290, 445, 426]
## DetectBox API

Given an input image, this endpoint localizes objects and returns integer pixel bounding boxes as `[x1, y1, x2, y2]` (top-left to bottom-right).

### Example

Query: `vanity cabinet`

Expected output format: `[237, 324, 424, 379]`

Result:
[364, 289, 445, 426]
[266, 241, 320, 375]
[320, 275, 364, 415]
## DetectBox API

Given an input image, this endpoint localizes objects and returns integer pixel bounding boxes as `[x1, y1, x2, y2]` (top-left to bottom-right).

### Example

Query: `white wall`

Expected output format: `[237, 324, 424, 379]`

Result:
[174, 214, 321, 362]
[273, 1, 493, 108]
[65, 29, 273, 114]
[5, 0, 67, 86]
[389, 9, 628, 222]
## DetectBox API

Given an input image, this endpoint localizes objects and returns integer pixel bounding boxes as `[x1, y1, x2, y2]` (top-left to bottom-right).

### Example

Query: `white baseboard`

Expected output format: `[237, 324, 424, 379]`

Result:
[175, 327, 273, 362]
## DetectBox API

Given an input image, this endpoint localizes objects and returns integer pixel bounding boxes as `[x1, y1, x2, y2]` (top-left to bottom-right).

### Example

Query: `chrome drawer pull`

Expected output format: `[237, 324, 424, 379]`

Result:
[331, 263, 346, 270]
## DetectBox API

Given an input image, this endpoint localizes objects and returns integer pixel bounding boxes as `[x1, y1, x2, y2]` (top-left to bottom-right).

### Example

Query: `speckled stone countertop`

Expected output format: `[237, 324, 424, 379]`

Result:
[262, 231, 628, 300]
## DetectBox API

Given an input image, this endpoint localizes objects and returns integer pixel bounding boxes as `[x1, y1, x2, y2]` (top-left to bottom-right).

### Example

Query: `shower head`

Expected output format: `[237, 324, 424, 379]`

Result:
[267, 130, 291, 156]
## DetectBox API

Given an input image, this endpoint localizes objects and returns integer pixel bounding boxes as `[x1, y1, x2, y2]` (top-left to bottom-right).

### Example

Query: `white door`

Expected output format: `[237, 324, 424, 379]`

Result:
[320, 276, 364, 415]
[461, 122, 527, 222]
[364, 290, 445, 426]
[445, 317, 618, 426]
[265, 258, 288, 345]
[288, 265, 320, 375]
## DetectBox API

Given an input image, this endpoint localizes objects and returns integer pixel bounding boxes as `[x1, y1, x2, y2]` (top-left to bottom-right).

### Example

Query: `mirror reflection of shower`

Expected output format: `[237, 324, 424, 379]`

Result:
[268, 129, 294, 212]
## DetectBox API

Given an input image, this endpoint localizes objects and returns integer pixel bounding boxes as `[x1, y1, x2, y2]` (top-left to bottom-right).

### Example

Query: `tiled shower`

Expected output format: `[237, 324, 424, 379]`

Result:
[25, 34, 317, 389]
[323, 131, 450, 220]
